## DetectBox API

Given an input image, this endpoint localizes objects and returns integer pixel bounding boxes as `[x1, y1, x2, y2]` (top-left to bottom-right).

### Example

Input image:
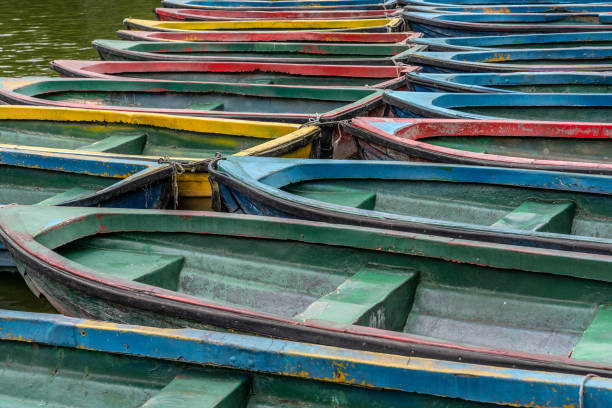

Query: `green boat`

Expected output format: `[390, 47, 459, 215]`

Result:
[3, 310, 611, 408]
[3, 205, 612, 376]
[91, 39, 422, 65]
[0, 78, 382, 125]
[0, 106, 320, 210]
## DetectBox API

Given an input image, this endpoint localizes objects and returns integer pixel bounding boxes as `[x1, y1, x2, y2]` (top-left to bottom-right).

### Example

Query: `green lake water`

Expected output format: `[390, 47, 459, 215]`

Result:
[0, 0, 160, 312]
[0, 0, 159, 77]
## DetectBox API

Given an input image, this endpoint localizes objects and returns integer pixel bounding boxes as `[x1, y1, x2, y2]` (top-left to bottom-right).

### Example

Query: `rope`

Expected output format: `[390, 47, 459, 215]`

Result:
[158, 155, 212, 209]
[579, 374, 597, 408]
[298, 114, 350, 129]
[391, 57, 407, 77]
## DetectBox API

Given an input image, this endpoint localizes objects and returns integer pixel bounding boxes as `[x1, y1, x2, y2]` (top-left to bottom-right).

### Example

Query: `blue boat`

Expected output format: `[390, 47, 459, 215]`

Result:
[406, 48, 612, 73]
[210, 156, 612, 256]
[400, 0, 611, 8]
[383, 91, 612, 122]
[0, 147, 172, 269]
[404, 12, 612, 37]
[407, 72, 612, 93]
[162, 0, 397, 10]
[407, 4, 612, 14]
[410, 31, 612, 51]
[2, 310, 612, 407]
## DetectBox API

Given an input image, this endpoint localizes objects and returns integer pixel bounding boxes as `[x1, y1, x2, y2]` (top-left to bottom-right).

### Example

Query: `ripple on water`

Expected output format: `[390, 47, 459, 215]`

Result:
[0, 0, 159, 76]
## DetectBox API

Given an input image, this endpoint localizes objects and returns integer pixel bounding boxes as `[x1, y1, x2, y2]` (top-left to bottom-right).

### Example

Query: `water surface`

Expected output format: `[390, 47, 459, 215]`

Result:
[0, 0, 159, 76]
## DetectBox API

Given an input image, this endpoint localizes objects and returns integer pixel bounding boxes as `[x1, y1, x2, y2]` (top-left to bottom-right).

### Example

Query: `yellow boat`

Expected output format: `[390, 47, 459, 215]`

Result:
[0, 106, 319, 209]
[123, 17, 404, 32]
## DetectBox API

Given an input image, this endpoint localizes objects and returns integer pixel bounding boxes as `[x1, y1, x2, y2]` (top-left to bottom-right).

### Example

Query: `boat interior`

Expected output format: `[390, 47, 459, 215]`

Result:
[46, 209, 612, 364]
[0, 119, 276, 157]
[0, 337, 498, 408]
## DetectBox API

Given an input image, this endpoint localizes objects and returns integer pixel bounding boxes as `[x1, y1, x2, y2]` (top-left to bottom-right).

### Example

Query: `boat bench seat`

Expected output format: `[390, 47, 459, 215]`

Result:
[572, 305, 612, 364]
[63, 247, 184, 291]
[288, 186, 376, 210]
[492, 199, 576, 234]
[294, 265, 417, 331]
[188, 102, 224, 111]
[141, 370, 249, 408]
[36, 187, 96, 206]
[79, 133, 147, 155]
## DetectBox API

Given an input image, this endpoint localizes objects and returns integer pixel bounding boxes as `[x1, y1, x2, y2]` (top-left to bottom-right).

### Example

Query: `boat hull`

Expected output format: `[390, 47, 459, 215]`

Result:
[4, 205, 612, 377]
[123, 17, 405, 33]
[155, 8, 402, 20]
[406, 48, 612, 73]
[162, 0, 398, 11]
[91, 39, 423, 65]
[50, 60, 418, 89]
[343, 117, 612, 175]
[409, 31, 612, 51]
[406, 72, 612, 93]
[115, 30, 420, 43]
[383, 91, 612, 123]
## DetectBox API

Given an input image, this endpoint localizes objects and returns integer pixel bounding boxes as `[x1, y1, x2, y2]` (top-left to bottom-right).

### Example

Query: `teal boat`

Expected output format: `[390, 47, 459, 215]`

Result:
[407, 48, 612, 73]
[383, 91, 612, 122]
[410, 31, 612, 51]
[407, 72, 612, 93]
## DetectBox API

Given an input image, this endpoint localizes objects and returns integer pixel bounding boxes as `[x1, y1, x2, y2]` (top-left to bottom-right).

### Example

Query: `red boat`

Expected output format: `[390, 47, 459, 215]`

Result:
[115, 30, 421, 43]
[155, 8, 402, 20]
[344, 117, 612, 174]
[50, 60, 419, 89]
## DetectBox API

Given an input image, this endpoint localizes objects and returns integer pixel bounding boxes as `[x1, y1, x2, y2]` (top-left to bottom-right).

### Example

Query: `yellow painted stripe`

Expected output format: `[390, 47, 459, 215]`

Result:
[0, 106, 301, 139]
[125, 17, 401, 31]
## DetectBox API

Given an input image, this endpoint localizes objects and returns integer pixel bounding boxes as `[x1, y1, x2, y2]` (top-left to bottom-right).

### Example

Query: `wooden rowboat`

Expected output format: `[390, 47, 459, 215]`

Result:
[123, 18, 404, 33]
[383, 92, 612, 122]
[404, 12, 612, 37]
[409, 31, 612, 51]
[5, 204, 612, 376]
[51, 60, 418, 89]
[162, 0, 398, 10]
[0, 78, 383, 123]
[210, 156, 612, 255]
[406, 48, 612, 72]
[409, 4, 612, 14]
[91, 39, 423, 65]
[343, 117, 612, 174]
[2, 310, 610, 408]
[0, 78, 382, 158]
[400, 0, 610, 8]
[154, 8, 403, 21]
[115, 30, 420, 43]
[0, 106, 319, 211]
[407, 72, 612, 93]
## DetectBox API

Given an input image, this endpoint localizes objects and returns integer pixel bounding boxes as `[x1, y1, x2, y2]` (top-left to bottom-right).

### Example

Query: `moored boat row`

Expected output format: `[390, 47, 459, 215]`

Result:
[1, 0, 612, 406]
